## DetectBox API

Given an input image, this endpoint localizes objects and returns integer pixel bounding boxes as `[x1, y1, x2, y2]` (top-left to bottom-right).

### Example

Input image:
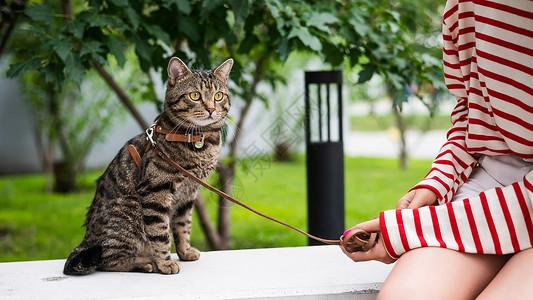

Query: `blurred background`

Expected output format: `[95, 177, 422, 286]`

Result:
[0, 0, 453, 261]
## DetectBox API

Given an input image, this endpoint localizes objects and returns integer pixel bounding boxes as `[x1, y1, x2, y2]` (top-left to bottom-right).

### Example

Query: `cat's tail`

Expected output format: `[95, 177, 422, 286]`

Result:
[63, 244, 102, 275]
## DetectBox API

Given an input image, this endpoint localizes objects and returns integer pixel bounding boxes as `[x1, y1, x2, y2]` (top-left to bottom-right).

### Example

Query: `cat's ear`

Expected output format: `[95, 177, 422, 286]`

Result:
[167, 57, 192, 86]
[213, 58, 234, 84]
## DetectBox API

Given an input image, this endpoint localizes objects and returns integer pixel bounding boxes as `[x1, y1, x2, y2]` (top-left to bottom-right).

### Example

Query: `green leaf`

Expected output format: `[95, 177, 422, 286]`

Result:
[65, 53, 84, 85]
[265, 0, 280, 19]
[231, 0, 249, 25]
[349, 18, 371, 38]
[20, 23, 47, 39]
[24, 3, 56, 25]
[81, 40, 103, 56]
[202, 0, 223, 11]
[306, 12, 338, 31]
[130, 33, 154, 63]
[66, 19, 86, 40]
[358, 63, 376, 83]
[238, 34, 259, 54]
[105, 36, 126, 67]
[160, 0, 173, 9]
[388, 72, 405, 91]
[176, 0, 192, 14]
[109, 0, 129, 7]
[322, 42, 344, 67]
[288, 27, 322, 52]
[78, 10, 120, 29]
[77, 11, 97, 26]
[42, 61, 64, 85]
[278, 38, 291, 62]
[89, 0, 103, 9]
[391, 84, 409, 107]
[6, 58, 41, 78]
[53, 39, 74, 62]
[178, 16, 200, 42]
[124, 7, 140, 30]
[142, 23, 171, 45]
[90, 52, 108, 66]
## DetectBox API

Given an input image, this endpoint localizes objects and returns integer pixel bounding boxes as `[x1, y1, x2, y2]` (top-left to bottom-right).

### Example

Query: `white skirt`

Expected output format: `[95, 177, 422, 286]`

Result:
[452, 154, 533, 202]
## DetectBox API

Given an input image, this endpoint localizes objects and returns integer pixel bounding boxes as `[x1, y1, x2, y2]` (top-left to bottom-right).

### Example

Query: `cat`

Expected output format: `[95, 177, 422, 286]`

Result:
[63, 57, 233, 275]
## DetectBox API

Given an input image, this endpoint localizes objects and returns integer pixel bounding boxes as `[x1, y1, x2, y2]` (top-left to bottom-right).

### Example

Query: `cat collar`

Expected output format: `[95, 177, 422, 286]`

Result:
[145, 121, 211, 149]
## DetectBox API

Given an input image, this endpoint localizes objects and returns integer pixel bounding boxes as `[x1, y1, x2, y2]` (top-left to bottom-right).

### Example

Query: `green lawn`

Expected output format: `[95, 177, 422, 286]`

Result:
[350, 113, 451, 132]
[0, 156, 431, 262]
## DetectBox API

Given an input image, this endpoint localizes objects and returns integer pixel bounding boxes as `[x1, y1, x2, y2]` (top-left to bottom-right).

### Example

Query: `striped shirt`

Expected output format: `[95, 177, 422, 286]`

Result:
[380, 0, 533, 258]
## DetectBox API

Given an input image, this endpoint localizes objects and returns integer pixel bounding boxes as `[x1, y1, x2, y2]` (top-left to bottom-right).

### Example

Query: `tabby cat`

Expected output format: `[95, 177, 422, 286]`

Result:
[63, 57, 233, 275]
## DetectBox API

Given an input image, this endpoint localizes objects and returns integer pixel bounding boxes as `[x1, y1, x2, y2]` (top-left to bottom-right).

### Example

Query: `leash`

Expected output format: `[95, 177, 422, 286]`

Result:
[128, 122, 378, 253]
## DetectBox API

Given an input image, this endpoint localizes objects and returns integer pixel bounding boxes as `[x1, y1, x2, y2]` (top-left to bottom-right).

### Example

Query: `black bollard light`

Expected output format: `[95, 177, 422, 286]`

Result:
[304, 70, 345, 245]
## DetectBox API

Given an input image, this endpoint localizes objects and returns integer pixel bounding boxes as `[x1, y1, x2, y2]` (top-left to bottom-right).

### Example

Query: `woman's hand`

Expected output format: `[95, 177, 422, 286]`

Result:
[341, 189, 437, 263]
[340, 218, 396, 264]
[396, 188, 438, 209]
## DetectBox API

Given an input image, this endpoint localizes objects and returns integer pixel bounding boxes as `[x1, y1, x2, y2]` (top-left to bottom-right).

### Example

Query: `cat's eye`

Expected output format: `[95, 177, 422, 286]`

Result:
[214, 92, 223, 101]
[189, 91, 201, 101]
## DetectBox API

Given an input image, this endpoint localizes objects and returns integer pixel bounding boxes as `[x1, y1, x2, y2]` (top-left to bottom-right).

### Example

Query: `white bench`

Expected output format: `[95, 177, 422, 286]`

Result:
[0, 245, 393, 299]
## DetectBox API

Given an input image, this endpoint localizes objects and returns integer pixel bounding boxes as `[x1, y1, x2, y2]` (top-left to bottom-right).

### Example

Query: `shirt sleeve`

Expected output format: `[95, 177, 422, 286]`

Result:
[380, 170, 533, 258]
[410, 3, 478, 204]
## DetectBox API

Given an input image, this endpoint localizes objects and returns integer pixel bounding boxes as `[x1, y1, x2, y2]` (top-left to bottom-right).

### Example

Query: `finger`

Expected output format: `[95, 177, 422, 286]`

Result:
[344, 218, 380, 236]
[355, 218, 380, 232]
[397, 191, 415, 209]
[340, 241, 396, 264]
[340, 241, 393, 264]
[339, 245, 375, 262]
[397, 198, 411, 209]
[407, 195, 431, 209]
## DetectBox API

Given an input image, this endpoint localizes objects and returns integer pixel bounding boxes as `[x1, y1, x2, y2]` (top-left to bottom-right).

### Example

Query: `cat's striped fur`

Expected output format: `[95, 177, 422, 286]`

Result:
[63, 57, 233, 275]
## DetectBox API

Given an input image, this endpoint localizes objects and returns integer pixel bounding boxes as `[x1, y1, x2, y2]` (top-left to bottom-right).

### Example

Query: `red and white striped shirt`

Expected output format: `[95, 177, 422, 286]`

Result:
[380, 0, 533, 258]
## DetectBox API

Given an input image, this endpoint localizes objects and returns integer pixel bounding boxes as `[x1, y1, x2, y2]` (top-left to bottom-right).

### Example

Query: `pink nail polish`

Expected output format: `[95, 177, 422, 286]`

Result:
[343, 229, 352, 236]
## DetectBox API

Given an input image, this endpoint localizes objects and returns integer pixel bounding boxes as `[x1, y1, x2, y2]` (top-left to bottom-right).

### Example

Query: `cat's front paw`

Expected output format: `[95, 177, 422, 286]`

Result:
[178, 247, 201, 261]
[154, 259, 180, 274]
[138, 262, 154, 273]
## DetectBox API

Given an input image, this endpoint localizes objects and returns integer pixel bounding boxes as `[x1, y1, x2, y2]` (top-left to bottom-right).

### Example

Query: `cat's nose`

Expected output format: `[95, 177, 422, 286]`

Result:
[207, 108, 215, 115]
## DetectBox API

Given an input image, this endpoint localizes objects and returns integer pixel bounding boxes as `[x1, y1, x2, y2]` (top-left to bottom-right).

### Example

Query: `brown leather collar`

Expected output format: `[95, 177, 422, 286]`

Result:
[145, 120, 212, 148]
[152, 124, 212, 143]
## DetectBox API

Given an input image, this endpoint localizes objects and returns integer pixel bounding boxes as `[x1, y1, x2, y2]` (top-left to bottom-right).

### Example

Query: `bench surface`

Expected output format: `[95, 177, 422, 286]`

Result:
[0, 245, 393, 299]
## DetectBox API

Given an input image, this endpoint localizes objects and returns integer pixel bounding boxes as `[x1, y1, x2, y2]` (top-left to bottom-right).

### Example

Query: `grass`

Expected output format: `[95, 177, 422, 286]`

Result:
[0, 156, 431, 262]
[350, 113, 451, 132]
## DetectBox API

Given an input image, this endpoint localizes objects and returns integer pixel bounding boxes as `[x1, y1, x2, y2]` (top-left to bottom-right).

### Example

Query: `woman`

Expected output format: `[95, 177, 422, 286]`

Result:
[342, 1, 533, 299]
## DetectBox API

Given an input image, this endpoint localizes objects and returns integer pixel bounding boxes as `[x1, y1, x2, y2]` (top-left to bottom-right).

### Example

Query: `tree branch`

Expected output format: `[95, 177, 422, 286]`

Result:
[92, 62, 149, 130]
[215, 58, 267, 249]
[228, 58, 266, 162]
[194, 193, 222, 250]
[0, 0, 25, 58]
[60, 0, 71, 19]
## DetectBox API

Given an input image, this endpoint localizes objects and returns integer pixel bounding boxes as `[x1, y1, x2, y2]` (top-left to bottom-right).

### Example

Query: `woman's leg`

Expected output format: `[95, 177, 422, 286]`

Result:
[476, 247, 533, 299]
[378, 247, 511, 300]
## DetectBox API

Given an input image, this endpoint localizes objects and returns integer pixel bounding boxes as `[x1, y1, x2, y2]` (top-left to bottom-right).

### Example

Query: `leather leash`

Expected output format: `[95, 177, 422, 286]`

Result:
[128, 123, 378, 253]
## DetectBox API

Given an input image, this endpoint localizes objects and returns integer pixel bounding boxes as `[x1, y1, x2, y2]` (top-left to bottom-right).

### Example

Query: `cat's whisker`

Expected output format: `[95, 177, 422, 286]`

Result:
[171, 117, 189, 134]
[183, 123, 199, 151]
[225, 117, 243, 134]
[222, 117, 244, 142]
[186, 123, 196, 136]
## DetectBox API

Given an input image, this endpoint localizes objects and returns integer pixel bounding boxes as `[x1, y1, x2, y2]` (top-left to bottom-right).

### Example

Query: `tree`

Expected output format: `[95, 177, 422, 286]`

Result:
[4, 0, 444, 247]
[2, 1, 152, 192]
[348, 0, 446, 168]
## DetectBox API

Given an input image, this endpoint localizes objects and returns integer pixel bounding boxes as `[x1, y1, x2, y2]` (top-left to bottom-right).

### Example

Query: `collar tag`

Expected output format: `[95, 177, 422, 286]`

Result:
[194, 135, 205, 148]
